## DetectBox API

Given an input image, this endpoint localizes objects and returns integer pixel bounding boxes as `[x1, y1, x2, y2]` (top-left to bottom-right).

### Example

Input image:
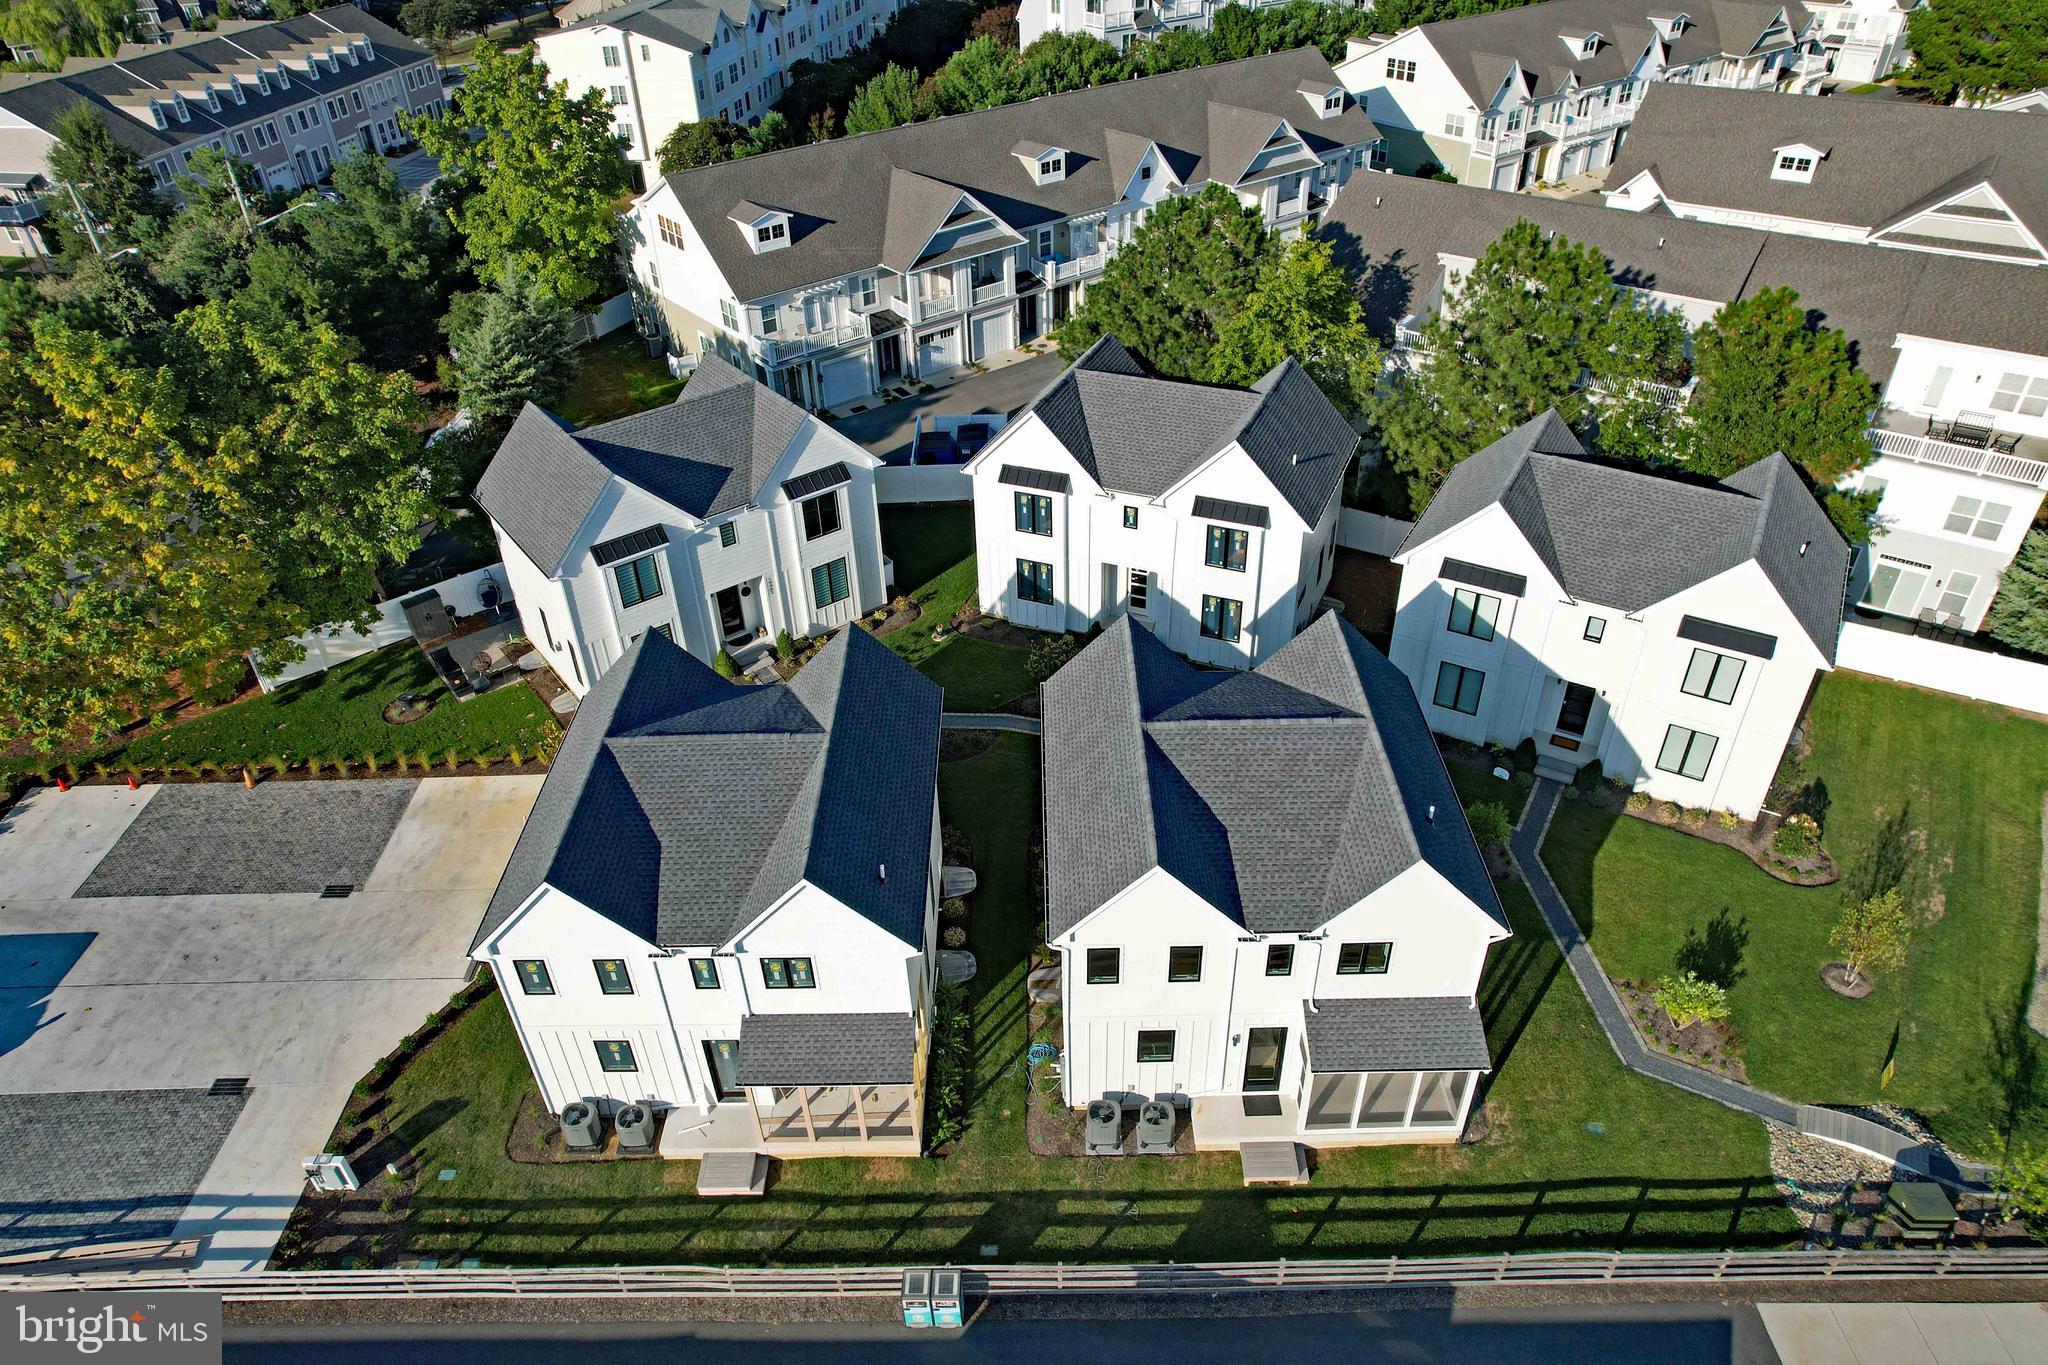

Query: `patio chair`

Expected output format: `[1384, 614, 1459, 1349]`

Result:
[1914, 607, 1940, 636]
[1991, 431, 2022, 455]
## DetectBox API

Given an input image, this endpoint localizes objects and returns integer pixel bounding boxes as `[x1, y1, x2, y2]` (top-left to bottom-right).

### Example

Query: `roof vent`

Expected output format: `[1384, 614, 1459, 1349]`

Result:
[878, 862, 888, 883]
[1657, 237, 1665, 249]
[1374, 194, 1382, 207]
[1799, 540, 1810, 557]
[1427, 803, 1437, 823]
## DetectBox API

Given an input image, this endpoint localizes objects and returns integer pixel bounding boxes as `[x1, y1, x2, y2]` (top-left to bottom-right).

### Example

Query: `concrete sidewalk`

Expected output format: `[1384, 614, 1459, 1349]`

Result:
[1761, 1302, 2048, 1364]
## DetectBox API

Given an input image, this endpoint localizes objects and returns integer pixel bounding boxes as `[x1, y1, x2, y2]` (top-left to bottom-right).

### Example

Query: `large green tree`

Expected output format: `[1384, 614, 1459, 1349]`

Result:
[409, 44, 630, 309]
[447, 265, 579, 428]
[398, 0, 490, 49]
[43, 103, 162, 257]
[148, 147, 270, 304]
[1207, 236, 1382, 417]
[925, 34, 1020, 114]
[1054, 184, 1271, 381]
[0, 0, 131, 66]
[1897, 0, 2048, 103]
[843, 62, 922, 134]
[1370, 218, 1687, 507]
[658, 116, 749, 172]
[1986, 530, 2048, 656]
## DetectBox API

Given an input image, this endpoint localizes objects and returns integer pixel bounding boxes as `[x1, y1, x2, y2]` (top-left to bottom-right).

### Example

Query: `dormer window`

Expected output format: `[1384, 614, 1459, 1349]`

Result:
[1039, 154, 1062, 180]
[172, 95, 190, 123]
[1012, 141, 1069, 184]
[756, 221, 786, 245]
[258, 72, 271, 95]
[150, 102, 168, 130]
[1324, 92, 1342, 113]
[230, 82, 245, 105]
[1771, 143, 1823, 183]
[731, 201, 791, 253]
[1299, 81, 1345, 118]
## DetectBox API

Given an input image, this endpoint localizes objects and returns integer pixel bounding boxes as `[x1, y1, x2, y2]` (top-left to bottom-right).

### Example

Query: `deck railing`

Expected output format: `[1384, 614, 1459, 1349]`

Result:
[1871, 427, 2048, 488]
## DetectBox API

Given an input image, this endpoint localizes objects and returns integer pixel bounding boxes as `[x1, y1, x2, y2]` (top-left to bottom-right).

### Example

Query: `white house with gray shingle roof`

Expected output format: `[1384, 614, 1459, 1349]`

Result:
[962, 337, 1357, 668]
[1390, 411, 1849, 819]
[1042, 612, 1510, 1149]
[470, 624, 943, 1158]
[623, 47, 1380, 412]
[1604, 83, 2048, 265]
[1335, 0, 1822, 190]
[475, 355, 886, 697]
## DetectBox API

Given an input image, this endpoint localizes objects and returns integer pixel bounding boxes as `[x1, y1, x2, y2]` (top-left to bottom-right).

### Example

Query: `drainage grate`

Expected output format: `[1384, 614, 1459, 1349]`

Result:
[320, 884, 354, 899]
[209, 1077, 250, 1096]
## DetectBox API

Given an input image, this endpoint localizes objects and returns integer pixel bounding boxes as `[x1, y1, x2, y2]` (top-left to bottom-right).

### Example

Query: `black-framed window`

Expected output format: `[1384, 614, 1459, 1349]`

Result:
[1136, 1029, 1175, 1063]
[718, 521, 737, 548]
[1200, 594, 1242, 642]
[1584, 616, 1606, 643]
[1167, 945, 1203, 982]
[513, 959, 552, 995]
[1017, 559, 1054, 604]
[1337, 942, 1391, 975]
[594, 1039, 638, 1072]
[689, 957, 720, 990]
[1122, 505, 1138, 530]
[801, 490, 840, 540]
[594, 959, 633, 994]
[1265, 944, 1294, 976]
[810, 557, 849, 608]
[614, 553, 663, 608]
[1680, 648, 1744, 704]
[761, 956, 816, 989]
[1204, 525, 1248, 572]
[1446, 587, 1499, 641]
[1657, 725, 1718, 780]
[1085, 947, 1120, 984]
[1433, 661, 1483, 715]
[1014, 491, 1053, 536]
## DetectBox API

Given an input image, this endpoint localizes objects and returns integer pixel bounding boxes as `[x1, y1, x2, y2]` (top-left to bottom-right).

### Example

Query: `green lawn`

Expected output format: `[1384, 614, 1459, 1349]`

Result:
[354, 737, 1790, 1268]
[3, 645, 555, 780]
[878, 505, 1040, 713]
[556, 333, 686, 427]
[1542, 671, 2048, 1158]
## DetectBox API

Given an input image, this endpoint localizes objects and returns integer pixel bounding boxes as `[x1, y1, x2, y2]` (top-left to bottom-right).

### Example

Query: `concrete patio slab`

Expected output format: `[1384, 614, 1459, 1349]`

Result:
[1760, 1303, 2048, 1365]
[0, 785, 152, 905]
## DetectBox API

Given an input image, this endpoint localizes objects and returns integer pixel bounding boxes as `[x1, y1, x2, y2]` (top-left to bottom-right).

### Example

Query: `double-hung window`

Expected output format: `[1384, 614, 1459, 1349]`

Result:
[1657, 725, 1718, 780]
[1204, 525, 1247, 571]
[1446, 587, 1499, 640]
[760, 956, 816, 989]
[1944, 496, 2009, 541]
[1265, 944, 1294, 976]
[1433, 661, 1483, 715]
[1680, 648, 1744, 704]
[1991, 372, 2048, 418]
[1200, 594, 1242, 642]
[810, 557, 850, 608]
[802, 490, 840, 539]
[1336, 942, 1390, 974]
[614, 553, 663, 608]
[1014, 492, 1053, 536]
[1017, 559, 1055, 604]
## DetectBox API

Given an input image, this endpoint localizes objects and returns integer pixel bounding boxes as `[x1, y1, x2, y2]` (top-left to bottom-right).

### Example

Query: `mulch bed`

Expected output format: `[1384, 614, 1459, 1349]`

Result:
[952, 613, 1039, 650]
[1569, 782, 1838, 886]
[1820, 962, 1876, 999]
[504, 1091, 665, 1164]
[1615, 978, 1748, 1082]
[869, 597, 922, 635]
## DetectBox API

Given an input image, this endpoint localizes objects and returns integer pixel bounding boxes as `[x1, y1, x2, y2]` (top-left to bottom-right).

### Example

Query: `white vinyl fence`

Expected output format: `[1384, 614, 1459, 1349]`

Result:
[876, 465, 973, 504]
[571, 291, 635, 346]
[1836, 621, 2048, 718]
[254, 563, 510, 692]
[1337, 509, 1414, 557]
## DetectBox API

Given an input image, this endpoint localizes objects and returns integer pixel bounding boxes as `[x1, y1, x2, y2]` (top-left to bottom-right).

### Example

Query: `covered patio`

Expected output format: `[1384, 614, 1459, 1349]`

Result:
[1296, 996, 1489, 1144]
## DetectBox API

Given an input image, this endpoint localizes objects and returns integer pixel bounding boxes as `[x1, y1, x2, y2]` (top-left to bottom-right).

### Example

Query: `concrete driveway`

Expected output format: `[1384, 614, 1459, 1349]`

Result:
[830, 351, 1065, 459]
[0, 775, 541, 1269]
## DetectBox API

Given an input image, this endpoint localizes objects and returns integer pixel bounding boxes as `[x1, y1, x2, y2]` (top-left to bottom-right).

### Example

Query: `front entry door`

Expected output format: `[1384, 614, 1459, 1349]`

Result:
[1242, 1027, 1286, 1117]
[1553, 682, 1595, 750]
[703, 1039, 743, 1103]
[714, 586, 746, 640]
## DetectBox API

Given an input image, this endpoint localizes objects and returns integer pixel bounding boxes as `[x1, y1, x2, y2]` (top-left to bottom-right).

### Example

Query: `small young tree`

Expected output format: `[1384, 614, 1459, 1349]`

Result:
[1464, 801, 1513, 849]
[1829, 887, 1910, 990]
[1986, 529, 2048, 657]
[1653, 971, 1731, 1030]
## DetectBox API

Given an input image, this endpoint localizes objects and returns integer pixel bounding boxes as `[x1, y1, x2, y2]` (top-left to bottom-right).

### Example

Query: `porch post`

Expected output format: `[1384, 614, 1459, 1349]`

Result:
[1452, 1070, 1478, 1133]
[855, 1086, 870, 1141]
[1401, 1072, 1423, 1130]
[1351, 1071, 1369, 1130]
[799, 1086, 817, 1142]
[748, 1088, 766, 1143]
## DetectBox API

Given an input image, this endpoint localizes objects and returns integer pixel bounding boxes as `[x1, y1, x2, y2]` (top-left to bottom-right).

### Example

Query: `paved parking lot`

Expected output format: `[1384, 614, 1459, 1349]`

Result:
[0, 775, 542, 1268]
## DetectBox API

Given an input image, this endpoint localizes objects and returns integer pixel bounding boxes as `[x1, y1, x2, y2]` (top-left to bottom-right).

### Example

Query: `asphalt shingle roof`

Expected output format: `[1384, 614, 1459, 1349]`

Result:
[472, 625, 941, 953]
[1042, 613, 1506, 940]
[564, 0, 775, 54]
[1398, 0, 1811, 107]
[1397, 411, 1849, 661]
[1021, 337, 1357, 525]
[659, 47, 1379, 302]
[737, 1012, 918, 1085]
[474, 354, 808, 572]
[1304, 995, 1492, 1073]
[1318, 172, 2048, 383]
[1608, 82, 2048, 253]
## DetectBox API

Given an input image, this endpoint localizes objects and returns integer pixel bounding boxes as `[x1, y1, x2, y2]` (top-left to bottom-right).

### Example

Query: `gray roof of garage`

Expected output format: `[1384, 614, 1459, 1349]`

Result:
[737, 1011, 918, 1085]
[1304, 995, 1491, 1073]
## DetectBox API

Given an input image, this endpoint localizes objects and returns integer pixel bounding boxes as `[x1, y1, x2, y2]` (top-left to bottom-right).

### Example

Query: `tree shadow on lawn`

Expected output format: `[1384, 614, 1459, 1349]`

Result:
[1674, 908, 1749, 990]
[396, 1173, 1789, 1267]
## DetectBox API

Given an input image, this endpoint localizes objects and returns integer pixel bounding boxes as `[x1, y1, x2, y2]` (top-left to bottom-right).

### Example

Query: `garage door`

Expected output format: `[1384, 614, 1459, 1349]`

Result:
[916, 326, 959, 375]
[817, 353, 871, 407]
[970, 309, 1014, 363]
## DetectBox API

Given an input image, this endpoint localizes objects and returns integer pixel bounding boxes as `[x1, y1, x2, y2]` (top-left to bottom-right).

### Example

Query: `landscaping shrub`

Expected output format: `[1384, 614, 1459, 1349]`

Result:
[1654, 971, 1731, 1030]
[1025, 632, 1079, 683]
[940, 897, 968, 922]
[713, 649, 738, 679]
[1680, 806, 1707, 829]
[1511, 737, 1539, 772]
[1466, 801, 1514, 848]
[1772, 811, 1822, 860]
[1625, 792, 1651, 814]
[775, 630, 796, 663]
[942, 926, 967, 949]
[925, 980, 973, 1149]
[1715, 810, 1740, 830]
[1657, 801, 1681, 822]
[1572, 759, 1604, 794]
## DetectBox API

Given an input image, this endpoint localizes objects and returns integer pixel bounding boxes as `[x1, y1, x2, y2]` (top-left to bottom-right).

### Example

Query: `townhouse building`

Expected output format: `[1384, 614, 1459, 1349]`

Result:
[1019, 0, 1229, 52]
[471, 624, 945, 1160]
[475, 355, 889, 697]
[1322, 173, 2048, 635]
[534, 0, 906, 176]
[963, 336, 1356, 668]
[1334, 0, 1823, 189]
[624, 47, 1380, 411]
[1390, 412, 1849, 819]
[1605, 84, 2047, 266]
[1802, 0, 1917, 85]
[0, 5, 443, 257]
[1042, 611, 1511, 1150]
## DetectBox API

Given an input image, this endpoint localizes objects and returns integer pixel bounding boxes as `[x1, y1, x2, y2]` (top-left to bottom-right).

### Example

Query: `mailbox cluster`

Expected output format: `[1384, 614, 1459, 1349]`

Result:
[900, 1268, 964, 1329]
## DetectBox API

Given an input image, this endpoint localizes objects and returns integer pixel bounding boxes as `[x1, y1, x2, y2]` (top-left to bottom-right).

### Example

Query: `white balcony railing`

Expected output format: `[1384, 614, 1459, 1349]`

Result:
[1044, 251, 1105, 284]
[1871, 427, 2048, 488]
[755, 316, 870, 366]
[970, 278, 1009, 305]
